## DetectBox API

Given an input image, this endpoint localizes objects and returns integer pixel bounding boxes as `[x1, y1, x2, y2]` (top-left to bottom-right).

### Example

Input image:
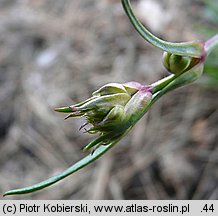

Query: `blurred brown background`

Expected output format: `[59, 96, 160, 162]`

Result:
[0, 0, 217, 199]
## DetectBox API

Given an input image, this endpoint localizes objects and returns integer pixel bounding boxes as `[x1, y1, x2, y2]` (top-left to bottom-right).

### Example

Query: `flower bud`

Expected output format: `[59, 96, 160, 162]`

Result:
[55, 81, 153, 151]
[163, 52, 200, 75]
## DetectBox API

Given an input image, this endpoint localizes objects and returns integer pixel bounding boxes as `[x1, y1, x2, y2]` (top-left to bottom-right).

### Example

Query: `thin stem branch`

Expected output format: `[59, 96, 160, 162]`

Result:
[151, 74, 177, 94]
[150, 64, 204, 107]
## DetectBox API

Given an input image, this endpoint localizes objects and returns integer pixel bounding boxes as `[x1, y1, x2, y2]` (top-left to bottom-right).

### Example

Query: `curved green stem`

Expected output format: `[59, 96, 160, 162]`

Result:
[205, 34, 218, 56]
[121, 0, 204, 58]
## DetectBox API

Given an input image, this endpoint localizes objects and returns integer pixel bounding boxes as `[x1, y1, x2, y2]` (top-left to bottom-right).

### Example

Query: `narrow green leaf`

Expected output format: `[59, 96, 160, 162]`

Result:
[3, 136, 125, 196]
[121, 0, 204, 58]
[54, 106, 72, 113]
[82, 133, 115, 152]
